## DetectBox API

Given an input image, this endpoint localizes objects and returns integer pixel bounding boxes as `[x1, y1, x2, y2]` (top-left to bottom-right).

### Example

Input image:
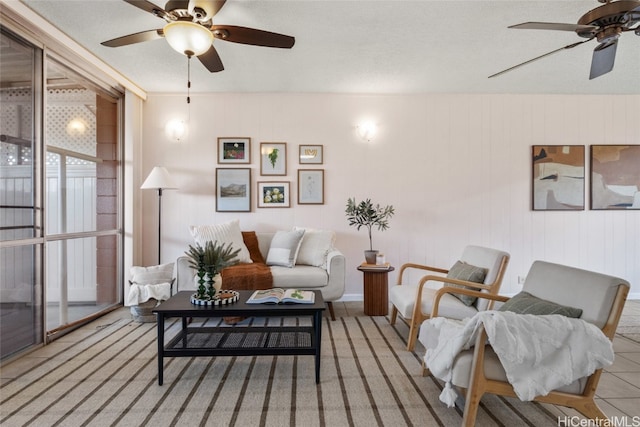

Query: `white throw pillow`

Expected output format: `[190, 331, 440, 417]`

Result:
[189, 219, 252, 264]
[130, 263, 174, 285]
[266, 229, 306, 268]
[294, 227, 335, 268]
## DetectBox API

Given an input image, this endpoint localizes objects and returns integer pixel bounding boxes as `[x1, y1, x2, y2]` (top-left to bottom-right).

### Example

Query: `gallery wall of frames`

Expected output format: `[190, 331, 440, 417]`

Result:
[532, 145, 640, 211]
[215, 138, 325, 212]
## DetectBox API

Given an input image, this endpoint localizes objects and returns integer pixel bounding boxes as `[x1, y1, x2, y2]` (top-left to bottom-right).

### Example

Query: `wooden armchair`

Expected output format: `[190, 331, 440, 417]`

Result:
[389, 246, 510, 351]
[420, 260, 630, 426]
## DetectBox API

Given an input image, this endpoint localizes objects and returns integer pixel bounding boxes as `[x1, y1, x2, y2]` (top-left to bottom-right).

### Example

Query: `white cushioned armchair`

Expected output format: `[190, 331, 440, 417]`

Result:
[389, 245, 510, 351]
[419, 260, 630, 426]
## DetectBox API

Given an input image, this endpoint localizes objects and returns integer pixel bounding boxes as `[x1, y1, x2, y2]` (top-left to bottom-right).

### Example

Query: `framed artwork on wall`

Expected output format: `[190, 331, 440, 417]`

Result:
[216, 168, 251, 212]
[590, 145, 640, 210]
[298, 169, 324, 204]
[299, 144, 323, 164]
[260, 142, 287, 175]
[258, 181, 290, 208]
[218, 137, 250, 164]
[532, 145, 585, 211]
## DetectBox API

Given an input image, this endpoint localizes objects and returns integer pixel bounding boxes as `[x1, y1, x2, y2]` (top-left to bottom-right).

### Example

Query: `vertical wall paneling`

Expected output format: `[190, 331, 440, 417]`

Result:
[140, 93, 640, 299]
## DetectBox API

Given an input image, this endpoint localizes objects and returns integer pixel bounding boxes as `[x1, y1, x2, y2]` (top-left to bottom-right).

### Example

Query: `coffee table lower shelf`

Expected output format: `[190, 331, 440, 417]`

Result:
[165, 326, 317, 356]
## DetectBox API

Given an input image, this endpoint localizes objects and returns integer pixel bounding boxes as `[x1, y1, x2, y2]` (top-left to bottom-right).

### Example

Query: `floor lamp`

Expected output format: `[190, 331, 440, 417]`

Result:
[141, 167, 177, 264]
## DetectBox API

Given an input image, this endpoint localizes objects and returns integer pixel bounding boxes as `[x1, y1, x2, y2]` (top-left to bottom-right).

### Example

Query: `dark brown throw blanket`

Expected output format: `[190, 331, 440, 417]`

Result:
[220, 231, 273, 324]
[220, 231, 273, 291]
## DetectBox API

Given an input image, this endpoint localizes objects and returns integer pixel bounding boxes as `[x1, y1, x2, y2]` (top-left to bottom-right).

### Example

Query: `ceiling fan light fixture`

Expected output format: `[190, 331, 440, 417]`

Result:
[163, 21, 213, 57]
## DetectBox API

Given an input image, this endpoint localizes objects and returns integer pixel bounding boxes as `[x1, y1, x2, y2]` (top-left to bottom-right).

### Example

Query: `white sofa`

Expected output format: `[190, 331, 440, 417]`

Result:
[175, 231, 346, 320]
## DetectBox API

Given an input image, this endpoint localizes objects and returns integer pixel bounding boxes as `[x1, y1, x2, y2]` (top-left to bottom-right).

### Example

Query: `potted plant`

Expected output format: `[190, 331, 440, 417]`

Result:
[345, 197, 395, 264]
[185, 240, 240, 302]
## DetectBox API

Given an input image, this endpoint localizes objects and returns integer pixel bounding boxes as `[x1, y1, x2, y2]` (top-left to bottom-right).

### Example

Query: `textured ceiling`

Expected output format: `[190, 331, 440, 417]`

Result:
[19, 0, 640, 94]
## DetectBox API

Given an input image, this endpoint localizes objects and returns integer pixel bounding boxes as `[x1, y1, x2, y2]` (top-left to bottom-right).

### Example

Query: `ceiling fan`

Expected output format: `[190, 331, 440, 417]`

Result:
[490, 0, 640, 80]
[101, 0, 295, 73]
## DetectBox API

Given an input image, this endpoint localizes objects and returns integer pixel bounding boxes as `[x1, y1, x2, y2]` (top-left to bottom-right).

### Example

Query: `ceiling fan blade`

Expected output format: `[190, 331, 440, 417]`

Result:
[187, 0, 226, 17]
[489, 39, 592, 78]
[165, 0, 189, 11]
[589, 40, 618, 79]
[624, 3, 640, 26]
[123, 0, 169, 19]
[101, 29, 164, 47]
[510, 22, 598, 33]
[209, 0, 226, 16]
[211, 25, 295, 48]
[197, 46, 224, 72]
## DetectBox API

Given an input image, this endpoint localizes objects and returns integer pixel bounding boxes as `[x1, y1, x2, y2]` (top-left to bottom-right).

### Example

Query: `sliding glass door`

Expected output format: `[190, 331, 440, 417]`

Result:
[0, 29, 43, 359]
[0, 27, 123, 360]
[44, 59, 121, 336]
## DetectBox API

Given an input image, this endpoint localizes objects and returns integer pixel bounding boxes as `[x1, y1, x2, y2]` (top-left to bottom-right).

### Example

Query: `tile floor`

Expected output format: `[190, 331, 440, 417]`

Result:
[331, 300, 640, 424]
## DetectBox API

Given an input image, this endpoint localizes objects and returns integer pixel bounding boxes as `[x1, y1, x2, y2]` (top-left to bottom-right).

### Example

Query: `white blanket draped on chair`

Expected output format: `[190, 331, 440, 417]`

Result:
[424, 310, 615, 407]
[125, 282, 172, 306]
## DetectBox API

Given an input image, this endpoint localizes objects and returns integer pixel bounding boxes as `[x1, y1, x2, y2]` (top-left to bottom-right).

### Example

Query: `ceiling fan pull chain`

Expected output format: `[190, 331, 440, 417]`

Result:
[187, 55, 192, 104]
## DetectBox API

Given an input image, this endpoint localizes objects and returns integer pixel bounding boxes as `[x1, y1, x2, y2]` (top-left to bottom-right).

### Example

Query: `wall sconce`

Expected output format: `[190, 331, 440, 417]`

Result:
[165, 119, 187, 141]
[67, 119, 87, 135]
[357, 121, 377, 142]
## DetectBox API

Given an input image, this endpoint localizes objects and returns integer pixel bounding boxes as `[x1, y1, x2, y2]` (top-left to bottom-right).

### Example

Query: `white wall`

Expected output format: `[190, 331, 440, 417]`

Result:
[123, 90, 144, 301]
[138, 93, 640, 300]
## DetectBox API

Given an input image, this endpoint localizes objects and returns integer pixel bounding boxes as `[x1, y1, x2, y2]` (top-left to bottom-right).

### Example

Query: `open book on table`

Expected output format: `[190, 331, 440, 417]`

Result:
[247, 288, 315, 304]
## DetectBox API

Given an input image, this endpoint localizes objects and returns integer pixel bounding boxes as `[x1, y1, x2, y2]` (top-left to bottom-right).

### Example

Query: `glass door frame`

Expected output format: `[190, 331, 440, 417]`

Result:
[0, 26, 46, 359]
[41, 52, 124, 342]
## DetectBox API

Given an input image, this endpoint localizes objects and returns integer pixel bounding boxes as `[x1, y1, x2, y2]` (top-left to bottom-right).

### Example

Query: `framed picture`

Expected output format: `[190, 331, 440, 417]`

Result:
[299, 144, 323, 164]
[216, 168, 251, 212]
[298, 169, 324, 204]
[590, 145, 640, 210]
[258, 181, 290, 208]
[260, 142, 287, 175]
[218, 137, 250, 164]
[532, 145, 585, 210]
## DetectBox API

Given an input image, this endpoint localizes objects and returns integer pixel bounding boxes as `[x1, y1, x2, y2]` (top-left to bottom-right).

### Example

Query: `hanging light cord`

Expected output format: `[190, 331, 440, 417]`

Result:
[184, 51, 193, 128]
[187, 54, 192, 104]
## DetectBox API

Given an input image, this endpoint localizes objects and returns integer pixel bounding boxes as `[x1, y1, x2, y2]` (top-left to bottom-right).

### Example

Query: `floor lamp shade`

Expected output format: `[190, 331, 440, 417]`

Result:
[141, 167, 177, 190]
[141, 167, 177, 264]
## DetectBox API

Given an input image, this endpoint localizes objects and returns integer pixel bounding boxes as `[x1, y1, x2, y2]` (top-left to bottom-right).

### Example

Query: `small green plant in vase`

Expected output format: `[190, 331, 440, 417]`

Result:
[185, 241, 240, 301]
[185, 244, 208, 298]
[345, 197, 395, 264]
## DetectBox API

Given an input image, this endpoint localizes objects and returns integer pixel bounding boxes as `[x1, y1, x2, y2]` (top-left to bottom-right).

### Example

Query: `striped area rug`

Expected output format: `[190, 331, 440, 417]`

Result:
[0, 314, 559, 426]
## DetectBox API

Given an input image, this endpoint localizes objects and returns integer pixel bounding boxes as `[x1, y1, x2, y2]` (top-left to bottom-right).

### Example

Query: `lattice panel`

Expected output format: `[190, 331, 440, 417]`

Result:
[47, 89, 96, 158]
[1, 88, 97, 166]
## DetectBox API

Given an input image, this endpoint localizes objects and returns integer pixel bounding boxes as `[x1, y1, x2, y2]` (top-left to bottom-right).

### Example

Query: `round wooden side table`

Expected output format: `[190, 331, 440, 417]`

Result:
[357, 265, 395, 316]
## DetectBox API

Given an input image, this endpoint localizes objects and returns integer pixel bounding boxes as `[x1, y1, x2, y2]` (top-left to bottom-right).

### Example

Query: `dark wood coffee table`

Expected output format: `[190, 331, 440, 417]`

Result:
[152, 290, 325, 385]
